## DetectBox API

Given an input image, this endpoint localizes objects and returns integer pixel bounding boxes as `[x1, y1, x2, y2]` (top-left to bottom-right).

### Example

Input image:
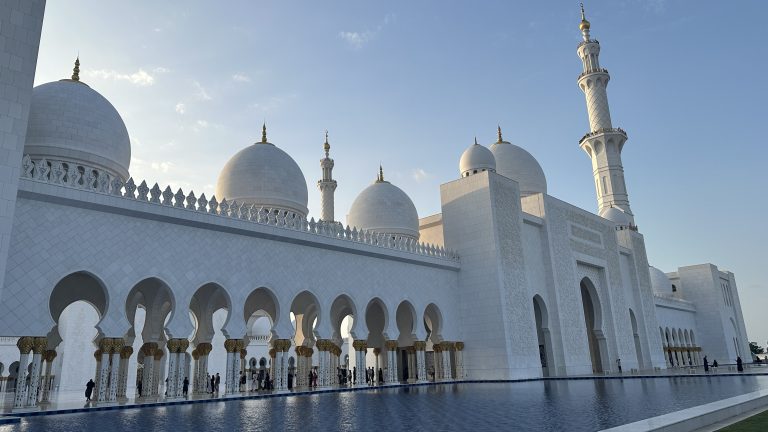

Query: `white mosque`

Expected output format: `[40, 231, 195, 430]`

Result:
[0, 2, 751, 411]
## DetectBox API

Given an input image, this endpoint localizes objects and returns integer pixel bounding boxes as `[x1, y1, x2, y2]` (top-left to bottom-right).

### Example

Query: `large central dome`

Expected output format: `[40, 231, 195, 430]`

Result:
[215, 127, 309, 217]
[347, 168, 419, 240]
[489, 128, 547, 197]
[25, 69, 131, 180]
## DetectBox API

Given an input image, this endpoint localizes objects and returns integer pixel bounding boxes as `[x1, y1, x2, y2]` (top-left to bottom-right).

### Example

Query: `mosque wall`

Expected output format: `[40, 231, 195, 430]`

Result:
[417, 214, 444, 247]
[0, 0, 46, 302]
[441, 171, 540, 380]
[0, 180, 461, 349]
[676, 265, 750, 364]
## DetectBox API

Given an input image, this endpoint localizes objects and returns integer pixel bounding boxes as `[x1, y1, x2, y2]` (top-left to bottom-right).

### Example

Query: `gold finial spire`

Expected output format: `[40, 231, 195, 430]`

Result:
[474, 136, 478, 145]
[71, 56, 80, 81]
[261, 122, 267, 143]
[323, 130, 330, 156]
[377, 165, 384, 182]
[497, 125, 503, 143]
[579, 3, 591, 31]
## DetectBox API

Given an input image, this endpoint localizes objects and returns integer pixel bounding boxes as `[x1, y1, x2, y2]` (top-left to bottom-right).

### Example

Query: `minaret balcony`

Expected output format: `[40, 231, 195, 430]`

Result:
[579, 127, 627, 145]
[577, 39, 599, 49]
[577, 68, 609, 81]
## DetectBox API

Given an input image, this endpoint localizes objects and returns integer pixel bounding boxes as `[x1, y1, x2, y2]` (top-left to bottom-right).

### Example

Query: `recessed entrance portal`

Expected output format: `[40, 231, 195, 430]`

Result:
[579, 278, 606, 373]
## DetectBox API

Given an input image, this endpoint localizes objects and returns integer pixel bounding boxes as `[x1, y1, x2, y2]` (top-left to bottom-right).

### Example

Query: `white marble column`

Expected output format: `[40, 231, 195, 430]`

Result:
[414, 342, 426, 383]
[152, 350, 164, 396]
[176, 339, 189, 397]
[385, 340, 398, 384]
[12, 337, 33, 409]
[95, 339, 114, 403]
[140, 343, 157, 398]
[441, 342, 452, 380]
[196, 343, 211, 394]
[40, 350, 56, 403]
[433, 346, 442, 381]
[117, 346, 133, 399]
[25, 337, 46, 407]
[224, 339, 236, 395]
[455, 342, 465, 379]
[107, 342, 122, 402]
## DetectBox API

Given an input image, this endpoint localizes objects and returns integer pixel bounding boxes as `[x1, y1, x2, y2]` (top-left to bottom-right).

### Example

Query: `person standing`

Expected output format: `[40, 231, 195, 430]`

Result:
[137, 379, 143, 397]
[85, 379, 95, 401]
[352, 366, 356, 385]
[379, 368, 384, 384]
[215, 373, 221, 393]
[737, 356, 744, 372]
[703, 356, 709, 373]
[210, 374, 216, 395]
[183, 377, 189, 396]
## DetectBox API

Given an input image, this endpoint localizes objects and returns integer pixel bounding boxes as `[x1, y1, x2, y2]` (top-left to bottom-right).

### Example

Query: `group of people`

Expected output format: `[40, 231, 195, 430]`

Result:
[702, 356, 745, 373]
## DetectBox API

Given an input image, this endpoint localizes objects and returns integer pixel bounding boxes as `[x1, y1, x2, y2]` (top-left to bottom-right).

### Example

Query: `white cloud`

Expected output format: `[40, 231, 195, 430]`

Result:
[153, 66, 170, 74]
[150, 161, 174, 173]
[339, 31, 373, 50]
[232, 73, 251, 83]
[339, 13, 396, 50]
[412, 168, 429, 182]
[192, 80, 212, 101]
[252, 94, 297, 113]
[175, 103, 186, 114]
[196, 120, 209, 128]
[84, 68, 156, 86]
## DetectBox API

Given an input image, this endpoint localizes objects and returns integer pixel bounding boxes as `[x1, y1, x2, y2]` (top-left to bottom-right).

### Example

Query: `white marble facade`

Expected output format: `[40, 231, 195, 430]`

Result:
[0, 2, 751, 409]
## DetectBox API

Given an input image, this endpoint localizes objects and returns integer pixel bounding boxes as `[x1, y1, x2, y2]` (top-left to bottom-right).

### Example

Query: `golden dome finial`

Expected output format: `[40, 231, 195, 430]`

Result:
[323, 130, 330, 156]
[261, 122, 267, 143]
[377, 165, 384, 182]
[497, 125, 503, 143]
[71, 56, 80, 81]
[579, 3, 591, 31]
[474, 136, 479, 145]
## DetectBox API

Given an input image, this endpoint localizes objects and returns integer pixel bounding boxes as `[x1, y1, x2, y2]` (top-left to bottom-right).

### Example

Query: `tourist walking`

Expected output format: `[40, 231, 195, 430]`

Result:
[206, 373, 211, 392]
[379, 368, 384, 384]
[703, 356, 709, 373]
[183, 377, 189, 396]
[257, 369, 264, 390]
[215, 373, 221, 393]
[137, 379, 143, 397]
[85, 379, 95, 401]
[210, 375, 215, 394]
[352, 367, 356, 385]
[265, 371, 271, 390]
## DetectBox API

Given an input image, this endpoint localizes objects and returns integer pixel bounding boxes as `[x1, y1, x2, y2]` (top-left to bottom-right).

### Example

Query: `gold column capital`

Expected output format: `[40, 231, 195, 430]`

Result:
[17, 336, 34, 354]
[43, 349, 57, 362]
[454, 341, 464, 351]
[385, 340, 398, 351]
[121, 346, 134, 359]
[140, 342, 157, 357]
[352, 340, 368, 352]
[94, 349, 102, 359]
[413, 341, 427, 351]
[32, 337, 48, 354]
[154, 349, 164, 361]
[224, 339, 238, 353]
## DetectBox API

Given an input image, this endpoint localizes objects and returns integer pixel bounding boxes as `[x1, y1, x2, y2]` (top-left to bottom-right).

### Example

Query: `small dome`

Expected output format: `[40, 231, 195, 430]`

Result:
[459, 139, 496, 177]
[600, 207, 631, 226]
[490, 137, 547, 196]
[25, 79, 131, 180]
[347, 170, 419, 240]
[649, 266, 672, 295]
[215, 131, 308, 217]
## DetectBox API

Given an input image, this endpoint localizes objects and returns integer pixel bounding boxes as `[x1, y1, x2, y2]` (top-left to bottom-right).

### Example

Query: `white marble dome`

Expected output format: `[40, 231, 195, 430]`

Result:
[459, 140, 496, 177]
[24, 79, 131, 180]
[215, 133, 309, 217]
[347, 171, 419, 240]
[490, 136, 547, 196]
[600, 207, 631, 226]
[649, 266, 673, 295]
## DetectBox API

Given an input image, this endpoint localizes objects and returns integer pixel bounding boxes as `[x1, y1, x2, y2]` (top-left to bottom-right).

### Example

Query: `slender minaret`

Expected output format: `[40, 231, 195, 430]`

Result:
[577, 4, 634, 224]
[317, 131, 337, 222]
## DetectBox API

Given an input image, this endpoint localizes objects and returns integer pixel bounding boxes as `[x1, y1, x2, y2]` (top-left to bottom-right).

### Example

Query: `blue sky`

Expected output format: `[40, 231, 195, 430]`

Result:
[34, 1, 767, 350]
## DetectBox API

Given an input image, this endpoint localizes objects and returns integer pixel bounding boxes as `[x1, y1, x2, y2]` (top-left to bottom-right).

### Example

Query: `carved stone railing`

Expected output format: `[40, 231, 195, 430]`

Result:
[20, 155, 459, 262]
[578, 127, 627, 145]
[577, 39, 599, 49]
[577, 67, 609, 81]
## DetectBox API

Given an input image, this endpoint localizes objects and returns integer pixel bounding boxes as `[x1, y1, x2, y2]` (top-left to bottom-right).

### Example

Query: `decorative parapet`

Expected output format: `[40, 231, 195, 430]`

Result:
[20, 155, 459, 262]
[578, 127, 627, 145]
[577, 67, 609, 81]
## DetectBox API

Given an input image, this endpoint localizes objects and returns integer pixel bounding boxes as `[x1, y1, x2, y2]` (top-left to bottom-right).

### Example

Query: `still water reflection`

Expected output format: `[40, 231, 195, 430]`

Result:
[5, 376, 768, 432]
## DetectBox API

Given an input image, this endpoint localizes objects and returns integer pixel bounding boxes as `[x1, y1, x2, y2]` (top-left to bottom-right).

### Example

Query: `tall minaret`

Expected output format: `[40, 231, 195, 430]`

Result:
[317, 131, 337, 222]
[577, 4, 634, 224]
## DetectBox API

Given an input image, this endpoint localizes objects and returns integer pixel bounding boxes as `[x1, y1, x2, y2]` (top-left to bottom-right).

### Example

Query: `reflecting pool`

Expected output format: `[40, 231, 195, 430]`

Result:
[4, 376, 768, 431]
